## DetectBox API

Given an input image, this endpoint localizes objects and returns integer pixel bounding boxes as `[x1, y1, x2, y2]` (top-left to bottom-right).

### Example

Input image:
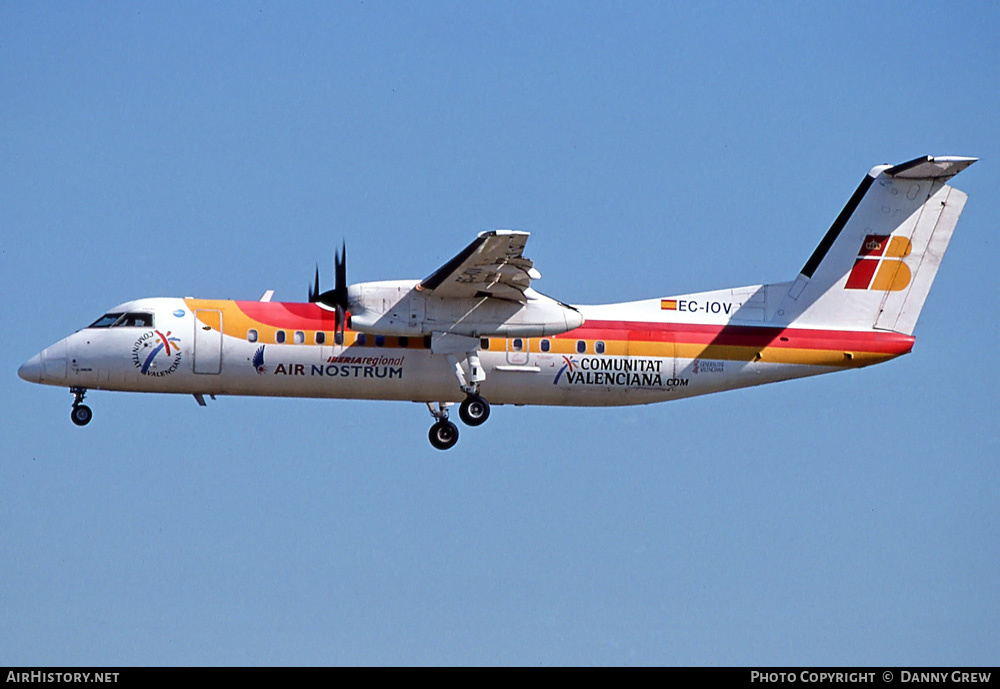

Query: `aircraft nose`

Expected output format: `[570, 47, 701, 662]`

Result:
[18, 353, 43, 383]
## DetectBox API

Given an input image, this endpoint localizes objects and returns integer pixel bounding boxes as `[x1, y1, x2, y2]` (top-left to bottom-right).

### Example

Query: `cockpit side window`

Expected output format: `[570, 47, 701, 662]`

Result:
[86, 312, 153, 328]
[88, 313, 124, 328]
[119, 313, 154, 327]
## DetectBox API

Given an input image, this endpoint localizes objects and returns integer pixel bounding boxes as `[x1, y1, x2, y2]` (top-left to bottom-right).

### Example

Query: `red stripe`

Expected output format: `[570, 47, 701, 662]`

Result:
[236, 301, 341, 330]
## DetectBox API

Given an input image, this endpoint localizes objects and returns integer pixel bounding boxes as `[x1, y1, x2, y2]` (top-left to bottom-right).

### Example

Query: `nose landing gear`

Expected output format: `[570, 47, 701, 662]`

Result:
[69, 387, 92, 427]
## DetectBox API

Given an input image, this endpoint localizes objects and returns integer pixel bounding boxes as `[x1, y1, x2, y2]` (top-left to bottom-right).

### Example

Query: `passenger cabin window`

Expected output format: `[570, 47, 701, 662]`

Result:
[480, 338, 490, 350]
[512, 338, 524, 352]
[275, 330, 286, 344]
[540, 339, 551, 353]
[247, 329, 258, 343]
[596, 341, 606, 354]
[356, 333, 367, 346]
[334, 332, 344, 346]
[315, 332, 326, 345]
[375, 335, 385, 347]
[399, 336, 409, 348]
[576, 340, 586, 354]
[294, 331, 305, 344]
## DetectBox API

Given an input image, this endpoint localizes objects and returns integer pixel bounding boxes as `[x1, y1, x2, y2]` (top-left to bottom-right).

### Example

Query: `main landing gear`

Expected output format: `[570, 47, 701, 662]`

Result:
[459, 394, 490, 427]
[424, 393, 492, 450]
[69, 387, 92, 427]
[424, 335, 496, 450]
[426, 402, 459, 450]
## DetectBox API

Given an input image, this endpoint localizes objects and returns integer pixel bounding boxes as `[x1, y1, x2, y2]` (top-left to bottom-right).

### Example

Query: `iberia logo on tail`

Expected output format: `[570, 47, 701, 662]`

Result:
[845, 234, 912, 291]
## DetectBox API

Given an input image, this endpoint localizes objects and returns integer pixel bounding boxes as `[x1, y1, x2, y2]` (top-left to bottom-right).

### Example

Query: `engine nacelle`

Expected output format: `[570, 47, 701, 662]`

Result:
[346, 280, 583, 337]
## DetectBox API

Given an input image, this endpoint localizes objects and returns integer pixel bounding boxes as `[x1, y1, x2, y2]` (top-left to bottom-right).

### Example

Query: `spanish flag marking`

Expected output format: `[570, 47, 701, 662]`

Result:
[661, 299, 678, 310]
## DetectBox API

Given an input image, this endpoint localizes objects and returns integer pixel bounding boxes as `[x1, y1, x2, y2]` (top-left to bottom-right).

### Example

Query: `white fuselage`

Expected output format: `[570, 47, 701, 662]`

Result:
[19, 295, 913, 409]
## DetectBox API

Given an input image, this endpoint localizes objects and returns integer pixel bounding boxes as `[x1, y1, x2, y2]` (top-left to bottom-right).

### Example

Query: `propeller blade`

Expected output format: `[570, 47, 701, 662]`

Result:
[308, 264, 320, 302]
[334, 241, 347, 306]
[335, 304, 345, 337]
[334, 243, 348, 334]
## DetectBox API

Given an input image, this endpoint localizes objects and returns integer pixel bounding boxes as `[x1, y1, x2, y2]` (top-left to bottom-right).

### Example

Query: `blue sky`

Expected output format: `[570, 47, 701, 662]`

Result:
[2, 2, 997, 665]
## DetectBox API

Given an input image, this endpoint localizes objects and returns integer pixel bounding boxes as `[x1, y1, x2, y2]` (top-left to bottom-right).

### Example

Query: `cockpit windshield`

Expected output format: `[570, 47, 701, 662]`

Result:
[87, 312, 154, 328]
[88, 313, 124, 328]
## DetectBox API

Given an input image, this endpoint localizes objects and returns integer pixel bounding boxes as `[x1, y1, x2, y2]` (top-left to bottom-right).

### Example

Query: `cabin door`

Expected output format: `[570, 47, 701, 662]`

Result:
[194, 309, 223, 374]
[506, 337, 529, 365]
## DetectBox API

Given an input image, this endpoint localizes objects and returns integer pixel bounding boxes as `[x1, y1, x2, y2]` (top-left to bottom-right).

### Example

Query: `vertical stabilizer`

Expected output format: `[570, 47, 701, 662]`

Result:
[777, 156, 975, 335]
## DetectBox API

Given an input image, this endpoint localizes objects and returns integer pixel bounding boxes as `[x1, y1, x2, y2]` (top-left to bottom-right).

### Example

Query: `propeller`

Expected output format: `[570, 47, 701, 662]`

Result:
[308, 241, 349, 338]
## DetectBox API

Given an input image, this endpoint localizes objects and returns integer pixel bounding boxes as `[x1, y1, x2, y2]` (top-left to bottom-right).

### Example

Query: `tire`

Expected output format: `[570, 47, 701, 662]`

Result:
[71, 404, 93, 427]
[428, 420, 459, 450]
[459, 395, 490, 427]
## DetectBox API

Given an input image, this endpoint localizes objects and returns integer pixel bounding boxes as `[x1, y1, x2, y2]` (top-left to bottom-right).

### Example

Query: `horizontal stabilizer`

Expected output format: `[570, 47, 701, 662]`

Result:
[885, 155, 977, 179]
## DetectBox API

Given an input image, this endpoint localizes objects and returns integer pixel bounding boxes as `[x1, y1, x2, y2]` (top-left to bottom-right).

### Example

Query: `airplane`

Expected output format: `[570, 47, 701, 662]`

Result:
[18, 155, 975, 449]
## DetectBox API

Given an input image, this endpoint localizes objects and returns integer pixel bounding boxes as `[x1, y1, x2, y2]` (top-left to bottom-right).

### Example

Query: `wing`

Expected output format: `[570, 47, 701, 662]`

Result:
[417, 230, 540, 302]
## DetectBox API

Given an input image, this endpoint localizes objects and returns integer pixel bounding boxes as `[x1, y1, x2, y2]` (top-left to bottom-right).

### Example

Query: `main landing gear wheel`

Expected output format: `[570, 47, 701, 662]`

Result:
[459, 394, 490, 427]
[429, 420, 460, 450]
[71, 404, 93, 427]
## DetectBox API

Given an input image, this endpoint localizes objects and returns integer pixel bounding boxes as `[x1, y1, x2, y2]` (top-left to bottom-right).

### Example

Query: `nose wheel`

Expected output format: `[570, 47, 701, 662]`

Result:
[69, 387, 92, 427]
[71, 404, 93, 426]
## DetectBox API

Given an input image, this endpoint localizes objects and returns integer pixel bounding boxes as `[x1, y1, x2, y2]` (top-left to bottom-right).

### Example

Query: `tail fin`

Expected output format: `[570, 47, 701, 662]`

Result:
[778, 155, 976, 335]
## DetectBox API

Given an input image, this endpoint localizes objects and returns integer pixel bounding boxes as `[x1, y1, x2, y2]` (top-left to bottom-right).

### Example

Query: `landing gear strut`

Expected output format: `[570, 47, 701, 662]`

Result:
[69, 387, 92, 427]
[445, 347, 492, 428]
[426, 402, 459, 450]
